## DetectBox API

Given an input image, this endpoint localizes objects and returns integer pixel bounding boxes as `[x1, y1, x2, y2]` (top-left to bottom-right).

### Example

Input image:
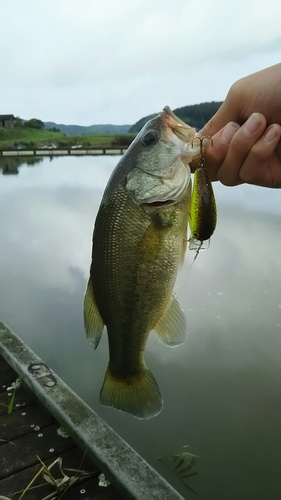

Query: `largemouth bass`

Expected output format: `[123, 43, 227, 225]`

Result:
[84, 106, 201, 419]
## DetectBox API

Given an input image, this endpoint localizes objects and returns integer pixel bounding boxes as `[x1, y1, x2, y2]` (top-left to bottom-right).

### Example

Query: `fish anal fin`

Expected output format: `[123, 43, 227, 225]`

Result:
[154, 295, 187, 347]
[83, 278, 104, 349]
[100, 367, 163, 419]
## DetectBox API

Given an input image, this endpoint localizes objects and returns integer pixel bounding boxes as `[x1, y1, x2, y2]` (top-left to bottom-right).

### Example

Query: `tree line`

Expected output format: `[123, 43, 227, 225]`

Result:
[13, 117, 60, 132]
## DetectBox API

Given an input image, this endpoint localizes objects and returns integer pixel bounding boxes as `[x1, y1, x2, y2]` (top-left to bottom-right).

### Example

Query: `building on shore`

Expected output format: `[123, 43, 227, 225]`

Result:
[0, 114, 15, 128]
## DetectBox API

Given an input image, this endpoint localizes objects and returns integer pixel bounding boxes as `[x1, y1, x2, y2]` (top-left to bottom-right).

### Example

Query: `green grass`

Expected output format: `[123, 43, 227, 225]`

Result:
[53, 133, 135, 148]
[0, 127, 136, 149]
[0, 127, 65, 148]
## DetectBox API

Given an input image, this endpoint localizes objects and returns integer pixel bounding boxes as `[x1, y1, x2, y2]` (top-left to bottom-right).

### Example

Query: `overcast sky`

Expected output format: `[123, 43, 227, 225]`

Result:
[1, 0, 280, 125]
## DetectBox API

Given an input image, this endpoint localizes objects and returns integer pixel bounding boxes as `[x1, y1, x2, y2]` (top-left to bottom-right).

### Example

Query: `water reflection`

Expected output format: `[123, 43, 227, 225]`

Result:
[0, 156, 43, 175]
[0, 156, 280, 499]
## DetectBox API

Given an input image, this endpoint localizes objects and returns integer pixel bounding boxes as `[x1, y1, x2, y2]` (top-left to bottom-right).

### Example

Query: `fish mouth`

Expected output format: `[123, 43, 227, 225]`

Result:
[162, 106, 195, 143]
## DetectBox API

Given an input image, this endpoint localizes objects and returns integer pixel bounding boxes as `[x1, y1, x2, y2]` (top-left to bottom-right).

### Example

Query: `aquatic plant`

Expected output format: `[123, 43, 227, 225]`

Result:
[6, 378, 22, 414]
[158, 445, 200, 496]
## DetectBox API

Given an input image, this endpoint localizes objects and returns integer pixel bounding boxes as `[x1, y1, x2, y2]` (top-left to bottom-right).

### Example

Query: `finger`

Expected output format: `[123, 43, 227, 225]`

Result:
[199, 98, 241, 137]
[216, 113, 267, 186]
[192, 122, 240, 180]
[239, 124, 281, 187]
[275, 138, 281, 164]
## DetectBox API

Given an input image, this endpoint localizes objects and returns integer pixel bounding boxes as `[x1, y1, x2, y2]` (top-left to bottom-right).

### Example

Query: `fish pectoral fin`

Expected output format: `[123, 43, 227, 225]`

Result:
[100, 366, 163, 420]
[83, 278, 104, 349]
[137, 221, 163, 263]
[153, 295, 187, 347]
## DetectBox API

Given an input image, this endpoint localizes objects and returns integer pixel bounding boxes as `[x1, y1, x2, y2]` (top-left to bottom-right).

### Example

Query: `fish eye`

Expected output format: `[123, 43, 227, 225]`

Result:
[141, 129, 159, 147]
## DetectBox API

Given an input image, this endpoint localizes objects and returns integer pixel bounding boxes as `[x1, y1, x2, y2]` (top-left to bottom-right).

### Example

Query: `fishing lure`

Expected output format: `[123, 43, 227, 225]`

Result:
[189, 136, 217, 257]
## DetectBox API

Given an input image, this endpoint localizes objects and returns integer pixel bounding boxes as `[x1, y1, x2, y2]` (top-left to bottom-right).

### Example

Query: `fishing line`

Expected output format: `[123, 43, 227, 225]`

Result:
[77, 447, 90, 478]
[77, 336, 164, 476]
[96, 247, 202, 420]
[175, 249, 199, 300]
[95, 255, 202, 419]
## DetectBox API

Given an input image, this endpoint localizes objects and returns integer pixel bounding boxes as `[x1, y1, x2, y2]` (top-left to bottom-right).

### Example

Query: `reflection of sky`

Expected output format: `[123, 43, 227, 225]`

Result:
[0, 156, 281, 499]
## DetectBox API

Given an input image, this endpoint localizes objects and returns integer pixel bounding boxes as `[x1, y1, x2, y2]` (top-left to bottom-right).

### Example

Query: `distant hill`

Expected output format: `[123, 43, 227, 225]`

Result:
[129, 101, 223, 133]
[43, 122, 131, 136]
[42, 101, 223, 136]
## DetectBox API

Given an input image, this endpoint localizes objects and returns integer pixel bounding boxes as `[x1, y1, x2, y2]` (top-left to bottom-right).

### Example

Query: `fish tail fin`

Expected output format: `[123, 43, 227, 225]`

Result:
[100, 366, 163, 419]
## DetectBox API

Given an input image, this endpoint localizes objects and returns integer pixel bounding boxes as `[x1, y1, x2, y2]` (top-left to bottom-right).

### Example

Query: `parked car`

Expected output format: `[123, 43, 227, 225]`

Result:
[39, 142, 57, 149]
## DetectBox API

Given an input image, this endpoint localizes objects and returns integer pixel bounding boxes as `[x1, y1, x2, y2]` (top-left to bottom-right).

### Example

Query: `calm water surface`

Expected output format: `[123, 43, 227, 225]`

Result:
[0, 156, 281, 499]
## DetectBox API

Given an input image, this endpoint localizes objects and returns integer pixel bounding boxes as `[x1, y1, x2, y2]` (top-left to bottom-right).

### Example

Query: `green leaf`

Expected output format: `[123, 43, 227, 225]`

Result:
[7, 390, 16, 414]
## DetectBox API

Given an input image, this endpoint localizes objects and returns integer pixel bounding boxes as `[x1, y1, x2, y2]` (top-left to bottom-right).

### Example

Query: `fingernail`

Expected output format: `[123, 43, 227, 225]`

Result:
[263, 124, 279, 142]
[220, 122, 240, 144]
[243, 113, 261, 135]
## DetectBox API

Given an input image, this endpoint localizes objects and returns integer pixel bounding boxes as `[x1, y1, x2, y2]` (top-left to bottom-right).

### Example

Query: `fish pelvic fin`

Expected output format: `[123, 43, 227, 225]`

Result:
[153, 295, 187, 347]
[83, 278, 104, 349]
[100, 367, 163, 419]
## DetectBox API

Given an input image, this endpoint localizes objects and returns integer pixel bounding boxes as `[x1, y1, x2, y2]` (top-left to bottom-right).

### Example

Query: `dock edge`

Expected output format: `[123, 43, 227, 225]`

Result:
[0, 321, 184, 500]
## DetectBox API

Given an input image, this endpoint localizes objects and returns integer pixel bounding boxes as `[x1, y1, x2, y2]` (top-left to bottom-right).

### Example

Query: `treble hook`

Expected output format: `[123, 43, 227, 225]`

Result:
[191, 135, 213, 167]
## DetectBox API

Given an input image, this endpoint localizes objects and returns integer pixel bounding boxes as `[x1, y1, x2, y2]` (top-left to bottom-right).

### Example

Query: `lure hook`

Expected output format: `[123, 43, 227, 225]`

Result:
[191, 135, 213, 168]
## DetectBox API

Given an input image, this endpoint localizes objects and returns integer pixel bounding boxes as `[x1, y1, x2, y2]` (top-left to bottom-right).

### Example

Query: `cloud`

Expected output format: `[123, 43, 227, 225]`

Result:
[1, 0, 281, 122]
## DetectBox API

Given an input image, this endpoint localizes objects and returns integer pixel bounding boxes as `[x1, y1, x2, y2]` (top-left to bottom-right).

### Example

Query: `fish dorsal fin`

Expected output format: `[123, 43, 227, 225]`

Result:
[153, 295, 187, 347]
[83, 278, 104, 349]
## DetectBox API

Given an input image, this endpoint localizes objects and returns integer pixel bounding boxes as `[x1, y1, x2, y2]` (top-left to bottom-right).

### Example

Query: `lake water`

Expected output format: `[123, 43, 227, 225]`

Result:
[0, 155, 281, 499]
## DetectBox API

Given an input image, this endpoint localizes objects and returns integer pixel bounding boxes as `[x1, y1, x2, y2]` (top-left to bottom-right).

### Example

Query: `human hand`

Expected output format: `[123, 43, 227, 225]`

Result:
[194, 64, 281, 188]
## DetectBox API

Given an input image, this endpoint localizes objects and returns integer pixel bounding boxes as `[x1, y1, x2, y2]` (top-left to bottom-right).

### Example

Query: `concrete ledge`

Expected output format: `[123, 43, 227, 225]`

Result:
[0, 321, 183, 500]
[0, 148, 127, 157]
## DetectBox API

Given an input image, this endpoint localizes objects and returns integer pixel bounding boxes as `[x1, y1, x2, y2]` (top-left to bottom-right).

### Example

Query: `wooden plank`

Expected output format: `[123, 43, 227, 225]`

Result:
[0, 422, 76, 480]
[0, 367, 16, 392]
[0, 325, 184, 500]
[0, 354, 124, 499]
[65, 476, 124, 500]
[0, 355, 10, 373]
[0, 446, 118, 500]
[0, 385, 36, 416]
[0, 402, 55, 441]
